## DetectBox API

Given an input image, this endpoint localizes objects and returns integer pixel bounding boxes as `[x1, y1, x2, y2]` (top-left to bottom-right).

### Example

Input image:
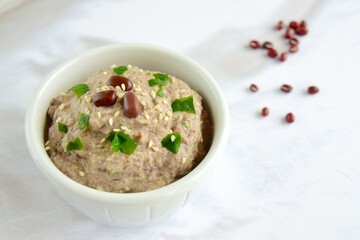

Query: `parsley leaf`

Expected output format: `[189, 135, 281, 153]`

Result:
[113, 66, 128, 76]
[66, 137, 83, 151]
[171, 96, 196, 114]
[71, 84, 89, 98]
[78, 113, 90, 130]
[57, 122, 68, 133]
[148, 73, 169, 97]
[106, 131, 137, 155]
[161, 132, 182, 154]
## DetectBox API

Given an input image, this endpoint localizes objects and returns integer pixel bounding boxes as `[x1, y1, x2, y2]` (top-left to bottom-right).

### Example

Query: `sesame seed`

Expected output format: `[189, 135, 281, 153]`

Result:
[100, 138, 106, 143]
[141, 92, 147, 96]
[124, 129, 132, 135]
[139, 69, 143, 72]
[45, 146, 51, 151]
[181, 157, 187, 164]
[171, 77, 175, 83]
[85, 109, 90, 115]
[170, 135, 176, 142]
[169, 129, 173, 133]
[96, 87, 101, 93]
[59, 104, 65, 111]
[144, 113, 150, 119]
[140, 101, 146, 107]
[113, 129, 120, 132]
[148, 140, 153, 148]
[158, 113, 164, 120]
[163, 99, 168, 104]
[166, 111, 172, 117]
[120, 83, 126, 91]
[164, 116, 169, 122]
[78, 171, 85, 177]
[85, 96, 92, 103]
[110, 64, 116, 68]
[103, 71, 108, 75]
[120, 125, 128, 131]
[101, 85, 110, 91]
[116, 92, 124, 98]
[133, 83, 136, 88]
[134, 87, 142, 92]
[114, 110, 120, 117]
[127, 64, 132, 68]
[60, 91, 67, 96]
[152, 146, 160, 152]
[154, 119, 158, 123]
[151, 91, 156, 99]
[115, 86, 121, 90]
[97, 112, 101, 118]
[45, 140, 50, 146]
[84, 107, 89, 113]
[154, 104, 163, 112]
[109, 118, 113, 126]
[56, 117, 62, 123]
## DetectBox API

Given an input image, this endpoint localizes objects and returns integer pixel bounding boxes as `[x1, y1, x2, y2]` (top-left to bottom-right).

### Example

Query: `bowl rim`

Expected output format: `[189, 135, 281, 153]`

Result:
[25, 43, 230, 204]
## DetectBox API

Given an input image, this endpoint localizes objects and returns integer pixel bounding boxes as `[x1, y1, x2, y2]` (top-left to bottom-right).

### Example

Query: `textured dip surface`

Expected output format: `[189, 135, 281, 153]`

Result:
[46, 65, 212, 193]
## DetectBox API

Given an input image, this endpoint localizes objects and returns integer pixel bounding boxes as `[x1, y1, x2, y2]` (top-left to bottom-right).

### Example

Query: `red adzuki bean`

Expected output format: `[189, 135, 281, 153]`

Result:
[277, 21, 284, 30]
[285, 113, 295, 123]
[92, 90, 117, 107]
[289, 37, 299, 45]
[249, 40, 260, 49]
[289, 45, 298, 53]
[308, 86, 319, 94]
[261, 107, 269, 117]
[120, 92, 141, 118]
[107, 75, 133, 91]
[289, 21, 298, 30]
[295, 27, 308, 36]
[249, 84, 259, 92]
[300, 20, 307, 28]
[281, 84, 293, 93]
[284, 28, 293, 39]
[267, 48, 278, 58]
[279, 52, 287, 62]
[263, 41, 274, 49]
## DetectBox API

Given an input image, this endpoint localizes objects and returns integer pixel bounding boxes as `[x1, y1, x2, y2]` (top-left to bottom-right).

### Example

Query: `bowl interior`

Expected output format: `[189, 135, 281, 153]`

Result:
[26, 43, 229, 203]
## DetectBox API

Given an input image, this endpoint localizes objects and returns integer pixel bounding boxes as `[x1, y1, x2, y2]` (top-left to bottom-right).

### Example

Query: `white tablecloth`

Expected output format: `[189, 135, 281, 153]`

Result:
[1, 0, 360, 239]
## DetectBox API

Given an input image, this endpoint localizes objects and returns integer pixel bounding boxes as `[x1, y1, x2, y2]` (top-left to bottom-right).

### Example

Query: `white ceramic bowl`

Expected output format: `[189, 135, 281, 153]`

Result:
[25, 43, 229, 227]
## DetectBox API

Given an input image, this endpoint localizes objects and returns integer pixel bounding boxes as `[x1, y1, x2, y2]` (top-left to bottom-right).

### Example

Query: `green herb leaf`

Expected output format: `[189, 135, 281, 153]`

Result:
[171, 96, 196, 114]
[78, 113, 90, 130]
[71, 84, 89, 98]
[113, 66, 128, 76]
[66, 137, 83, 151]
[106, 131, 137, 155]
[148, 73, 169, 98]
[57, 122, 68, 133]
[161, 132, 182, 154]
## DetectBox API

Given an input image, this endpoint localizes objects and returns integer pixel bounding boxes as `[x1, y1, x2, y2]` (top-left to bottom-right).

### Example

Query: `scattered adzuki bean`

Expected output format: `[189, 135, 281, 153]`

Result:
[120, 92, 141, 118]
[267, 48, 278, 58]
[289, 45, 298, 53]
[249, 84, 259, 92]
[281, 84, 293, 93]
[295, 27, 308, 36]
[285, 113, 295, 123]
[279, 52, 287, 62]
[289, 37, 299, 46]
[277, 21, 284, 30]
[289, 21, 298, 30]
[92, 90, 118, 107]
[263, 41, 274, 49]
[249, 40, 261, 49]
[308, 86, 319, 94]
[107, 75, 133, 91]
[261, 107, 269, 117]
[284, 28, 293, 39]
[300, 20, 307, 28]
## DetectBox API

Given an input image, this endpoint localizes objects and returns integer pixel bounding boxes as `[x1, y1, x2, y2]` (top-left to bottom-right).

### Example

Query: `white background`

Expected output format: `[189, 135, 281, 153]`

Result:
[1, 0, 360, 239]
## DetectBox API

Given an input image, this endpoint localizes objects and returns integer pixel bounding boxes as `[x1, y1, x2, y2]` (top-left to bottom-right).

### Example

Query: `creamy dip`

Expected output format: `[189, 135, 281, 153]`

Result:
[46, 65, 212, 193]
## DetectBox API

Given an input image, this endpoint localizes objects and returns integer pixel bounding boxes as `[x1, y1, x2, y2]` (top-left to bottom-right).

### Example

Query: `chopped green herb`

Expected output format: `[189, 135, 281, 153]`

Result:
[106, 131, 137, 155]
[161, 132, 182, 154]
[71, 84, 89, 98]
[57, 122, 68, 133]
[113, 66, 128, 76]
[148, 73, 169, 97]
[66, 137, 83, 151]
[171, 96, 196, 114]
[78, 113, 90, 130]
